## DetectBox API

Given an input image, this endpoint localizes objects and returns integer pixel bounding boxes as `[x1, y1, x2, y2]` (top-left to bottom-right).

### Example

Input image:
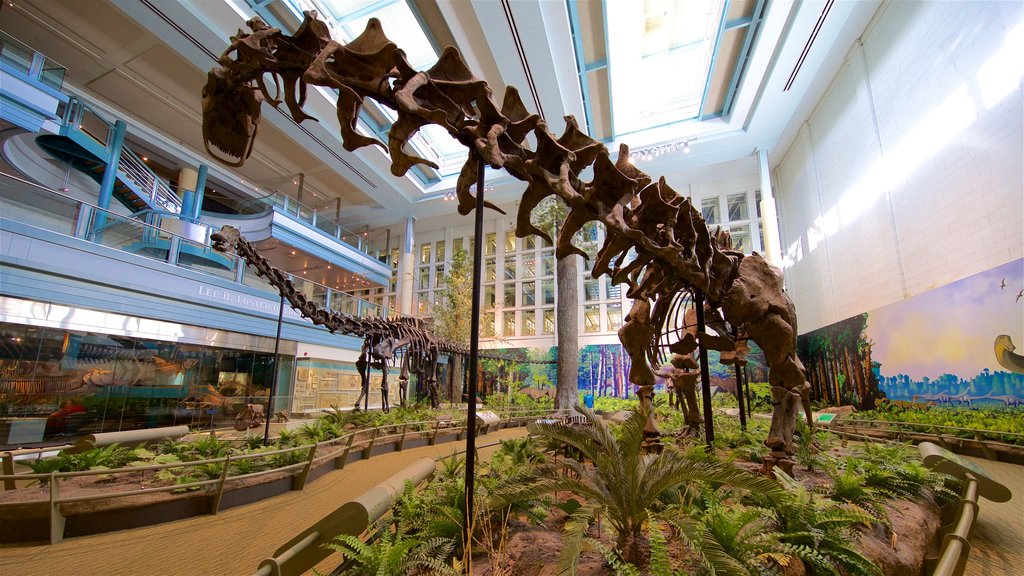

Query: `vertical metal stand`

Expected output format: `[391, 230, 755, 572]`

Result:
[463, 155, 486, 557]
[693, 290, 714, 452]
[744, 365, 753, 416]
[732, 327, 746, 430]
[265, 294, 286, 446]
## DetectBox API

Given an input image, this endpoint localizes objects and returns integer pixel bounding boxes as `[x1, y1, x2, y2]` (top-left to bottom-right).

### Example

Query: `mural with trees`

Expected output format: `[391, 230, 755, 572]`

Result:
[797, 258, 1024, 408]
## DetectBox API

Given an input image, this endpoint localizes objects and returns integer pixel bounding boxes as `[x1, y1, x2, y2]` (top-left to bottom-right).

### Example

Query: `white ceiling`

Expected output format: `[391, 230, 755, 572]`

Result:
[0, 0, 881, 230]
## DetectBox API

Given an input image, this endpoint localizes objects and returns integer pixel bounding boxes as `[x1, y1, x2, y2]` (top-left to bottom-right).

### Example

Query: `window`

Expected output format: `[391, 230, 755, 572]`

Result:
[504, 283, 515, 307]
[755, 190, 762, 218]
[523, 312, 536, 336]
[416, 292, 428, 314]
[584, 279, 600, 301]
[607, 304, 623, 331]
[729, 225, 751, 253]
[606, 278, 621, 299]
[504, 258, 516, 280]
[420, 243, 431, 264]
[434, 265, 444, 288]
[584, 305, 601, 333]
[485, 233, 496, 256]
[435, 240, 445, 262]
[453, 238, 463, 253]
[542, 279, 555, 305]
[727, 193, 749, 221]
[542, 251, 555, 276]
[483, 285, 495, 308]
[504, 312, 516, 337]
[505, 232, 517, 253]
[485, 258, 496, 282]
[483, 313, 495, 337]
[522, 281, 535, 306]
[525, 236, 537, 250]
[522, 254, 536, 278]
[701, 197, 719, 224]
[542, 309, 555, 334]
[418, 268, 430, 290]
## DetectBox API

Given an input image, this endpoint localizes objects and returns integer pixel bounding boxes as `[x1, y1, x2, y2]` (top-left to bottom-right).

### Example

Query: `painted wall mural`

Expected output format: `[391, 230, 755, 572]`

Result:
[797, 258, 1024, 408]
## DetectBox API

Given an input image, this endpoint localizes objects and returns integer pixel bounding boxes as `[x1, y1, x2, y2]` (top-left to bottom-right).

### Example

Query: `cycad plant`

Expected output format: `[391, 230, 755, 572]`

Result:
[328, 522, 459, 576]
[492, 405, 781, 572]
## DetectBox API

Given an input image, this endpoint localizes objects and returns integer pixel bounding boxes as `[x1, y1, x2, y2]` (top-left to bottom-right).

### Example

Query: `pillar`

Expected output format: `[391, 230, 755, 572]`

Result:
[92, 120, 127, 237]
[756, 148, 783, 267]
[193, 164, 208, 219]
[398, 216, 415, 315]
[177, 167, 198, 218]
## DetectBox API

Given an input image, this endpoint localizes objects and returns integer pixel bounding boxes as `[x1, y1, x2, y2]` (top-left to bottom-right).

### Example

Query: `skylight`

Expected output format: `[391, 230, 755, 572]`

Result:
[606, 0, 725, 136]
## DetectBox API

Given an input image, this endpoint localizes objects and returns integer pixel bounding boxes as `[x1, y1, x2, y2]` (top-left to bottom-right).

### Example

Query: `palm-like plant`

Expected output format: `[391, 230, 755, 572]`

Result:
[492, 406, 781, 572]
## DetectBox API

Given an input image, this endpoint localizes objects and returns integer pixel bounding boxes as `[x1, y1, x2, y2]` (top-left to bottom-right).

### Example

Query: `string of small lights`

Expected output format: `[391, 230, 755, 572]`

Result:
[628, 139, 692, 163]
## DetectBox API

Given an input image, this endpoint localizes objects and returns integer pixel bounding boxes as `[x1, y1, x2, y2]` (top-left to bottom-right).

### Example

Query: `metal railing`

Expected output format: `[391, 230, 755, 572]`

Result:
[830, 416, 1024, 460]
[0, 410, 563, 543]
[1, 173, 392, 319]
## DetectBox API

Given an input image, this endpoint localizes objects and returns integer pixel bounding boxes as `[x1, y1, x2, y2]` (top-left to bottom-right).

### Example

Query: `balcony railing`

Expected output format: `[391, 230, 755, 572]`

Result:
[0, 173, 396, 321]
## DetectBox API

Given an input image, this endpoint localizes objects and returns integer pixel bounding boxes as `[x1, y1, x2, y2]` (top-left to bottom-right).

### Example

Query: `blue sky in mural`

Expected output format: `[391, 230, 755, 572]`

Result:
[867, 258, 1024, 380]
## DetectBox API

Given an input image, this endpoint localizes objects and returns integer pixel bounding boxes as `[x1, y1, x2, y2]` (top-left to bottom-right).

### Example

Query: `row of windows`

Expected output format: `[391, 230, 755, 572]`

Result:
[420, 231, 555, 265]
[479, 302, 624, 338]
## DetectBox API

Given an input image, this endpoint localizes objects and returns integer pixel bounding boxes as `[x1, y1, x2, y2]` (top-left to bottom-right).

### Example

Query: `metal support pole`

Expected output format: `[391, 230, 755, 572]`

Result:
[192, 164, 208, 219]
[732, 327, 746, 430]
[463, 154, 485, 559]
[693, 290, 714, 451]
[265, 294, 286, 446]
[744, 365, 753, 416]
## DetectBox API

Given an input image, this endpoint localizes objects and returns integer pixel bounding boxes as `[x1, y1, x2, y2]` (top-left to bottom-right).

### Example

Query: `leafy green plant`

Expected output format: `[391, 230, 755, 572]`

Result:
[25, 444, 135, 478]
[328, 524, 459, 576]
[492, 405, 781, 570]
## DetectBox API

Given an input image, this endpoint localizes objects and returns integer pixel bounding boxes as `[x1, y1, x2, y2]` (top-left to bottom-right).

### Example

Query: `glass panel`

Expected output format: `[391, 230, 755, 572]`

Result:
[419, 267, 430, 290]
[522, 254, 535, 278]
[525, 236, 537, 250]
[729, 225, 751, 253]
[542, 279, 555, 305]
[485, 257, 496, 282]
[0, 39, 33, 73]
[701, 197, 719, 224]
[416, 292, 428, 314]
[453, 238, 463, 253]
[484, 285, 495, 309]
[435, 240, 445, 262]
[755, 190, 762, 217]
[542, 309, 555, 334]
[607, 304, 623, 331]
[584, 279, 600, 301]
[177, 238, 237, 282]
[522, 281, 535, 306]
[505, 231, 517, 253]
[503, 283, 515, 307]
[0, 176, 78, 234]
[504, 312, 516, 337]
[541, 251, 555, 276]
[503, 257, 516, 280]
[420, 243, 431, 264]
[482, 313, 495, 337]
[485, 233, 496, 256]
[39, 58, 66, 91]
[584, 305, 601, 333]
[434, 265, 444, 288]
[727, 192, 749, 221]
[606, 278, 622, 299]
[523, 312, 536, 336]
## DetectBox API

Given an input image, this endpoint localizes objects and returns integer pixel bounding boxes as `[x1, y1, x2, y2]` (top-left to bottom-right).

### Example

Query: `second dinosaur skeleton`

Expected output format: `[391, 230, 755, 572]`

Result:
[202, 11, 813, 471]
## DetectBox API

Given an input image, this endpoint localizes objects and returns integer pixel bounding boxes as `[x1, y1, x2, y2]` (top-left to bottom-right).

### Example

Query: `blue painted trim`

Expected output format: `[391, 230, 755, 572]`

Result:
[93, 120, 127, 236]
[721, 0, 766, 117]
[698, 1, 731, 122]
[584, 59, 607, 72]
[0, 63, 70, 103]
[0, 96, 45, 132]
[566, 0, 594, 135]
[725, 15, 753, 30]
[333, 0, 399, 24]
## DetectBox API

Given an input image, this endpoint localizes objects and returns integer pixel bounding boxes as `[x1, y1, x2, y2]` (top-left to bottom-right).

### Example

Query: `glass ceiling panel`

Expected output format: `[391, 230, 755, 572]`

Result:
[606, 0, 725, 136]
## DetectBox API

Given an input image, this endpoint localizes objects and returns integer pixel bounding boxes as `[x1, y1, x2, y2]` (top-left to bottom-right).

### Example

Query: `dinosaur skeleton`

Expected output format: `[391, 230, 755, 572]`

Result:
[201, 11, 813, 471]
[210, 226, 465, 411]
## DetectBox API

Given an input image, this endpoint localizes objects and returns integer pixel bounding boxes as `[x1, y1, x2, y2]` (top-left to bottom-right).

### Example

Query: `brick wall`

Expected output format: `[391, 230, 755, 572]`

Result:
[775, 1, 1023, 333]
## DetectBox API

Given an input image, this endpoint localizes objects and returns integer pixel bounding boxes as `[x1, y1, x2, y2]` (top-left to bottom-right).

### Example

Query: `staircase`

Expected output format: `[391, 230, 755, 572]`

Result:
[35, 98, 182, 216]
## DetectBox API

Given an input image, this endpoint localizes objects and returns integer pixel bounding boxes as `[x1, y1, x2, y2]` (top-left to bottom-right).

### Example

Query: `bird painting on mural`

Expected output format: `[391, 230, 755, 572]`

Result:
[1000, 277, 1006, 289]
[1016, 289, 1023, 303]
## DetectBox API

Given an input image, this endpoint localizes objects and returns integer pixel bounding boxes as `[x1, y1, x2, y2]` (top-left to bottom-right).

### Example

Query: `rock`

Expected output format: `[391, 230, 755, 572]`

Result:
[857, 496, 941, 576]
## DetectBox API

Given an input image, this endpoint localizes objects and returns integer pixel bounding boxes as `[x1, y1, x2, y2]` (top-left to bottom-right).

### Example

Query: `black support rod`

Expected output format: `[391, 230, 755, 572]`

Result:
[732, 327, 747, 430]
[693, 290, 715, 452]
[463, 154, 486, 559]
[264, 294, 285, 446]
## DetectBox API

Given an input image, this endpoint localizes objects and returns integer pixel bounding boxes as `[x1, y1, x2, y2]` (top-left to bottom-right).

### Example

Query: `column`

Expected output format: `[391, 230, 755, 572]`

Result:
[93, 120, 127, 237]
[756, 147, 783, 267]
[192, 164, 208, 220]
[177, 167, 198, 218]
[398, 216, 415, 315]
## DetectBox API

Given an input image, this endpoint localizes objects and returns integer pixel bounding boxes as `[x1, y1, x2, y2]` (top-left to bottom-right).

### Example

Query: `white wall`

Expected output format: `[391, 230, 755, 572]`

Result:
[775, 1, 1023, 333]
